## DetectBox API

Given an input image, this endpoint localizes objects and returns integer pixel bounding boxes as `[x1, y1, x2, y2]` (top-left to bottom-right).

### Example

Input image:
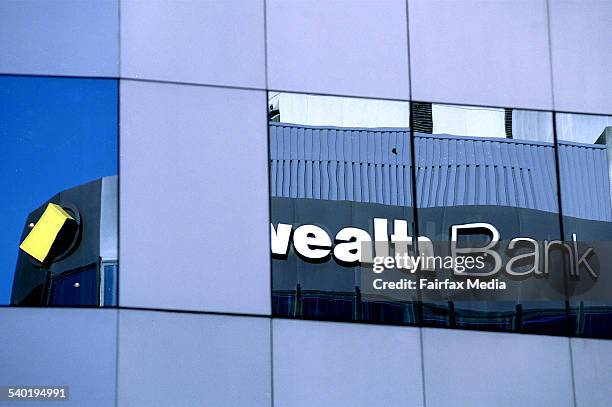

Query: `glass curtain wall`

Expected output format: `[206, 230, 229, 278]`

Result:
[267, 93, 612, 339]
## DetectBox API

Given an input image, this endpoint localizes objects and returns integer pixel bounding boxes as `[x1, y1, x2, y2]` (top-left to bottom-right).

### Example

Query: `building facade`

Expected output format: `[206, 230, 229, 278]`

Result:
[1, 1, 612, 406]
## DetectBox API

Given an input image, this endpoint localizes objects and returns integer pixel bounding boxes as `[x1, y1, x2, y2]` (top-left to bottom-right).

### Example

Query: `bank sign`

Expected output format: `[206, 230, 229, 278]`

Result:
[270, 196, 612, 304]
[271, 218, 597, 279]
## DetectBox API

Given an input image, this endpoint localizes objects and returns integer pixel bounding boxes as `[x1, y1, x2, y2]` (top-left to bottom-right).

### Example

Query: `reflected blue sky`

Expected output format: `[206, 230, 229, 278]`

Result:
[0, 75, 117, 304]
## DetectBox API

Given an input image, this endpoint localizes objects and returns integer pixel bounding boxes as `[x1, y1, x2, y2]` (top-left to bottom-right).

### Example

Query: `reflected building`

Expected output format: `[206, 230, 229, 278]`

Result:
[12, 176, 117, 307]
[269, 93, 612, 338]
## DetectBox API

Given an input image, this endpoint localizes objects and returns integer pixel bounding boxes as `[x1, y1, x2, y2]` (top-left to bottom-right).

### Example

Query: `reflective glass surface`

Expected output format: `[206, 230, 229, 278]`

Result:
[0, 75, 118, 306]
[269, 93, 417, 324]
[269, 93, 612, 339]
[102, 262, 118, 307]
[412, 103, 567, 335]
[49, 264, 99, 306]
[556, 112, 612, 338]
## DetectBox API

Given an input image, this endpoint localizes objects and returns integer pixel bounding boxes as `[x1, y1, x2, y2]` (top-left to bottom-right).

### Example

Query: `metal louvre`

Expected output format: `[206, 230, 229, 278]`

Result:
[558, 141, 612, 221]
[269, 122, 412, 205]
[413, 133, 559, 213]
[269, 122, 612, 222]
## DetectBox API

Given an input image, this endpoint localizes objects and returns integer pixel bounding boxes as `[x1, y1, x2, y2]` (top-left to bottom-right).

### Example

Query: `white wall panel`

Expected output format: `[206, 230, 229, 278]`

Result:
[118, 310, 271, 406]
[121, 0, 266, 89]
[422, 328, 574, 407]
[571, 337, 612, 407]
[120, 80, 270, 315]
[0, 0, 118, 77]
[408, 0, 553, 110]
[549, 0, 612, 115]
[0, 308, 117, 407]
[273, 319, 424, 407]
[266, 0, 410, 100]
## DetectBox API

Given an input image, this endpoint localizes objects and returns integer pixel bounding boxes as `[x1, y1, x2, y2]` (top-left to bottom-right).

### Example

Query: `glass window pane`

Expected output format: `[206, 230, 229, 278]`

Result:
[556, 112, 612, 339]
[412, 102, 569, 336]
[102, 262, 118, 307]
[0, 75, 118, 307]
[269, 92, 418, 324]
[49, 264, 99, 306]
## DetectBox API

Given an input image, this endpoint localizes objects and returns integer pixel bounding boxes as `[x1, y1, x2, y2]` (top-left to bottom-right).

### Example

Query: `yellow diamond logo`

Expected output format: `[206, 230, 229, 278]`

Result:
[19, 203, 74, 263]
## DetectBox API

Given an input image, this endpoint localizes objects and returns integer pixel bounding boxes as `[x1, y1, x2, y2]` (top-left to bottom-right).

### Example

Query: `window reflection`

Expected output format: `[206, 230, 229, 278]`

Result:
[268, 92, 612, 339]
[412, 103, 568, 336]
[557, 112, 612, 339]
[49, 264, 98, 306]
[1, 75, 118, 307]
[269, 92, 416, 324]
